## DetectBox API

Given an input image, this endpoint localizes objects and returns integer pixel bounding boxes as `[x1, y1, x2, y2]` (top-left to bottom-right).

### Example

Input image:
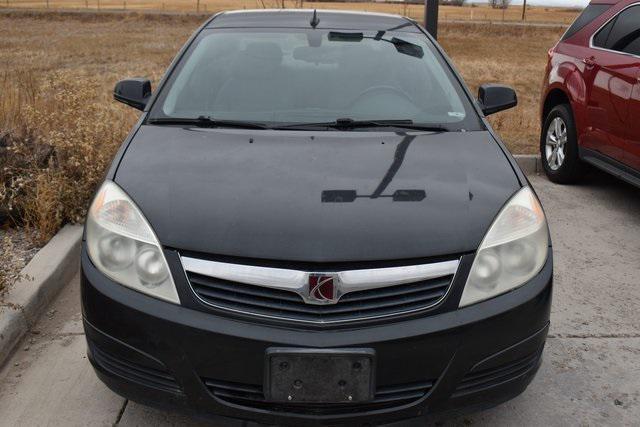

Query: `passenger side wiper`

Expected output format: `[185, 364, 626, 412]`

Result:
[335, 119, 450, 131]
[147, 116, 271, 129]
[275, 118, 450, 132]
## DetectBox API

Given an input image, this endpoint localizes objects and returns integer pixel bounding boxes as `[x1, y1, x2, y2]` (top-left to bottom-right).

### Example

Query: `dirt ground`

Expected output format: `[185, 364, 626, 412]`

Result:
[0, 1, 581, 24]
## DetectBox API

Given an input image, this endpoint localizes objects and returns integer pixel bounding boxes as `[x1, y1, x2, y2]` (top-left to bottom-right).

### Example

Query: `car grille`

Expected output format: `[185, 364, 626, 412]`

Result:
[203, 378, 434, 415]
[187, 271, 453, 325]
[90, 343, 182, 394]
[453, 350, 542, 397]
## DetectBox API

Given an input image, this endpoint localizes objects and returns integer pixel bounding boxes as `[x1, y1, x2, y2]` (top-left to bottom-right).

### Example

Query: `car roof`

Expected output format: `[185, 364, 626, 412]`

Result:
[206, 9, 422, 33]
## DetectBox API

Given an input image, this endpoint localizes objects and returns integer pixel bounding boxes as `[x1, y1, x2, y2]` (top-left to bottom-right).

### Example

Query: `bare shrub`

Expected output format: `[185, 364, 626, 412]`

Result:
[1, 72, 134, 244]
[489, 0, 512, 9]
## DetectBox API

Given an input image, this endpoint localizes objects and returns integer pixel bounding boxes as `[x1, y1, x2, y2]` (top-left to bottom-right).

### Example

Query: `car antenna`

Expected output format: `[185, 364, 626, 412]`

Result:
[310, 9, 320, 28]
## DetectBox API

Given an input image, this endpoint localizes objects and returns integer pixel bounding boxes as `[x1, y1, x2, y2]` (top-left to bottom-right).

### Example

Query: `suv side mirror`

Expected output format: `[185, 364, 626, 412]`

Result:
[114, 78, 152, 111]
[477, 84, 517, 116]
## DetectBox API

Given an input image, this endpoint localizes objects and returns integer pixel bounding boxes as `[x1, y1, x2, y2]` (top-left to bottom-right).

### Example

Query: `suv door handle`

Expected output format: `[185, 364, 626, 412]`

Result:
[582, 57, 596, 69]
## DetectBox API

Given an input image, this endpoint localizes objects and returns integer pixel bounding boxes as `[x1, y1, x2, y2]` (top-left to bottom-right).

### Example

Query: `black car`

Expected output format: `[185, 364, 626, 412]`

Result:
[82, 9, 552, 426]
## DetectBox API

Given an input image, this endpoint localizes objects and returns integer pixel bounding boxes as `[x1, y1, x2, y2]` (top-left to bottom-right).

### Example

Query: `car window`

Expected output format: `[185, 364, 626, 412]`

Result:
[150, 29, 482, 130]
[561, 4, 610, 42]
[592, 15, 616, 48]
[593, 5, 640, 56]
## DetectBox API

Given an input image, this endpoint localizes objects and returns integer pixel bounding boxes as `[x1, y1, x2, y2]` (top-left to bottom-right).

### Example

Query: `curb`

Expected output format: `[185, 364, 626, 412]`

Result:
[0, 224, 83, 367]
[513, 154, 542, 175]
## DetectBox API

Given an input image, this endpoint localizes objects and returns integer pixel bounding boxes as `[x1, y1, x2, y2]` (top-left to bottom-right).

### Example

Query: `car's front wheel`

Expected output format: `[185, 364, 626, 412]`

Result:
[540, 104, 582, 183]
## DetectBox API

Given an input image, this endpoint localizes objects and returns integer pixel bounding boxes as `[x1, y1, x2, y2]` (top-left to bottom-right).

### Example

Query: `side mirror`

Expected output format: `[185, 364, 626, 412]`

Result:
[477, 84, 517, 116]
[114, 78, 152, 111]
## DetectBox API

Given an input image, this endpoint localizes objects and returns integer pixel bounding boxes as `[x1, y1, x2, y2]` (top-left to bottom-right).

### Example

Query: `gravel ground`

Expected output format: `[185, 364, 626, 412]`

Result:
[0, 227, 40, 296]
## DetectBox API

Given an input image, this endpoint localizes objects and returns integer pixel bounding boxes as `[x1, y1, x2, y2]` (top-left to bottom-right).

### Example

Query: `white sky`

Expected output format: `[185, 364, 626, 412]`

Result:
[468, 0, 589, 7]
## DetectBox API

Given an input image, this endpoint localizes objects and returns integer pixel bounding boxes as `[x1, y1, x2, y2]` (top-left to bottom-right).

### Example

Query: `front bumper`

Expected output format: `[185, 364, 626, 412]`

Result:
[81, 246, 552, 426]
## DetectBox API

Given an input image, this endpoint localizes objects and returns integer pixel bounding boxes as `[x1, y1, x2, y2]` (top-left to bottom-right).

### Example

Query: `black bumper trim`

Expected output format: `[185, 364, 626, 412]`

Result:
[203, 376, 436, 416]
[89, 341, 183, 394]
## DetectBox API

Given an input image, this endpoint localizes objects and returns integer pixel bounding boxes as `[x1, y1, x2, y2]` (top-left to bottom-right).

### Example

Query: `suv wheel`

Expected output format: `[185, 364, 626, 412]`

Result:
[540, 104, 582, 183]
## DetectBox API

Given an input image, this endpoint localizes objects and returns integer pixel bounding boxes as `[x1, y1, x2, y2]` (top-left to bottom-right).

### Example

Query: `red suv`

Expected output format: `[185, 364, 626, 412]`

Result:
[541, 0, 640, 186]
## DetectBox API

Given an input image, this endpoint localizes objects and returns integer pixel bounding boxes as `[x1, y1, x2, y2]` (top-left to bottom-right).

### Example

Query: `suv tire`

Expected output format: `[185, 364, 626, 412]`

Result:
[540, 104, 583, 183]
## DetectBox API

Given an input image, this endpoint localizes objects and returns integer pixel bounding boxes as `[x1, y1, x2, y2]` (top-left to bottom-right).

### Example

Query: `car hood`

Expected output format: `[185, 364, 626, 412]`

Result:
[114, 125, 520, 262]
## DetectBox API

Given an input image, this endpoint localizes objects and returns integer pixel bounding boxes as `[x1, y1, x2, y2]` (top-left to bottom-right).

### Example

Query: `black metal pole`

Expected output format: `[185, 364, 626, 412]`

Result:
[425, 0, 439, 40]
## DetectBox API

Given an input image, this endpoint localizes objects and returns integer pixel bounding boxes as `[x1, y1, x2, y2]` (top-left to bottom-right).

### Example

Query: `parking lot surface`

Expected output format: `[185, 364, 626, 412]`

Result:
[0, 172, 638, 426]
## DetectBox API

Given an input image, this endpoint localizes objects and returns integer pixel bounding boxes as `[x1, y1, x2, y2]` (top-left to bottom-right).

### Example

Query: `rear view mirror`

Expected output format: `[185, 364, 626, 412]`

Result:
[114, 78, 152, 111]
[322, 190, 357, 203]
[328, 31, 364, 42]
[390, 38, 423, 59]
[477, 84, 517, 116]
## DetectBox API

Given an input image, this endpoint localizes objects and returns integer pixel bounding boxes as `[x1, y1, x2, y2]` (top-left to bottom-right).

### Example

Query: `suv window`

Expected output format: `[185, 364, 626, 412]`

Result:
[593, 5, 640, 56]
[561, 4, 610, 41]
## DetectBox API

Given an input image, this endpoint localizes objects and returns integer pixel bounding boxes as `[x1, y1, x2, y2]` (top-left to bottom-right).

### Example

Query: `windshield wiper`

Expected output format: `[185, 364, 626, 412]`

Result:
[336, 119, 450, 131]
[275, 118, 450, 132]
[148, 116, 270, 129]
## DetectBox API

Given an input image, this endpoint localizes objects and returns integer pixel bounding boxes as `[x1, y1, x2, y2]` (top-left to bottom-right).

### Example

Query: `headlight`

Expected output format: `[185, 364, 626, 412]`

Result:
[459, 186, 549, 307]
[86, 181, 180, 304]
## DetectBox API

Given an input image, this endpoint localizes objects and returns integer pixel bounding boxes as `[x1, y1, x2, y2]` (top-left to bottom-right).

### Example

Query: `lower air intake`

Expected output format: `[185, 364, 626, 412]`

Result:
[203, 378, 435, 415]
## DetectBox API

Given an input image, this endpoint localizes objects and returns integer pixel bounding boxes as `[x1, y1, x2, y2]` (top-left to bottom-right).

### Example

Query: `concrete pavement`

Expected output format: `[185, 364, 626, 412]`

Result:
[0, 171, 638, 426]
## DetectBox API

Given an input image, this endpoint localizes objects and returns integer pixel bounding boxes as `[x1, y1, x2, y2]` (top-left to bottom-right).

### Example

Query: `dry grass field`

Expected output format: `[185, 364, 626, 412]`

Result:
[1, 0, 581, 24]
[0, 10, 565, 248]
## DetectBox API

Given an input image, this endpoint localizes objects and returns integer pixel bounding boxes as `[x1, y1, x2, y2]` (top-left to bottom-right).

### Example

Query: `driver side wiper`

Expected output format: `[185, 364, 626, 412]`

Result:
[147, 116, 271, 130]
[275, 118, 450, 132]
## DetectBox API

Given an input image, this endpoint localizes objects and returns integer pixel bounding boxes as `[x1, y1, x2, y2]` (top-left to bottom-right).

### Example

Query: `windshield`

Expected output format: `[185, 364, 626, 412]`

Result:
[149, 28, 482, 130]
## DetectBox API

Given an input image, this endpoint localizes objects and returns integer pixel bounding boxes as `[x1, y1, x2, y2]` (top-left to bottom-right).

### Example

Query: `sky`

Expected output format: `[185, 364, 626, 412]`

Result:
[467, 0, 589, 7]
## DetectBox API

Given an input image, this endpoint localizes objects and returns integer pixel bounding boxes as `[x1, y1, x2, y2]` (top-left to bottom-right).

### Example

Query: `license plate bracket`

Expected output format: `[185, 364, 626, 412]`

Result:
[264, 348, 375, 403]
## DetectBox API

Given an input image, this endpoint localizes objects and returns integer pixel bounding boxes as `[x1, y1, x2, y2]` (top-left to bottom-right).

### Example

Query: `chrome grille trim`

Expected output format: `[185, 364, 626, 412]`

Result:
[181, 256, 459, 324]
